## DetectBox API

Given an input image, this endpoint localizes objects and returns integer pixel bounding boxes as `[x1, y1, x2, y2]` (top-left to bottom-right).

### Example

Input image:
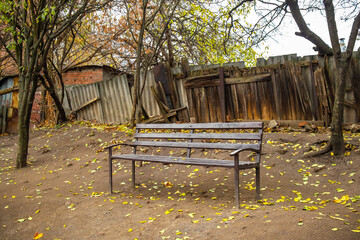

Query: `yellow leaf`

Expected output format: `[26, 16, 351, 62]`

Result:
[340, 195, 349, 201]
[165, 208, 173, 214]
[128, 228, 133, 232]
[329, 215, 345, 221]
[33, 233, 44, 239]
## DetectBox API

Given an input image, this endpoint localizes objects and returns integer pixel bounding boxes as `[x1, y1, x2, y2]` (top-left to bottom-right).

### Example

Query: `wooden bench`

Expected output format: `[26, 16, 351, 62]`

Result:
[105, 122, 263, 208]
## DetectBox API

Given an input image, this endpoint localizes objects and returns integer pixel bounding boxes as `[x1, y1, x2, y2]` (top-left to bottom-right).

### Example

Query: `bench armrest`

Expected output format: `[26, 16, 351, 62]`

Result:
[230, 148, 260, 156]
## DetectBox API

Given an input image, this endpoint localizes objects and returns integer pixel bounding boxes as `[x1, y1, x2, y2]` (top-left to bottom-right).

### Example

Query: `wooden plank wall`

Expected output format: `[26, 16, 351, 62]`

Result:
[180, 54, 360, 124]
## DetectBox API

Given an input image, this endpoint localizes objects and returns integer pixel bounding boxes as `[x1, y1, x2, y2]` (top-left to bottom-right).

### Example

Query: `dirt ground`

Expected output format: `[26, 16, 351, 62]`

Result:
[0, 122, 359, 240]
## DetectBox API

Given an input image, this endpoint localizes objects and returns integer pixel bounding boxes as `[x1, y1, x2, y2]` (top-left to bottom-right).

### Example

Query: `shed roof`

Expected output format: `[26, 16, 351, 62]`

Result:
[63, 65, 125, 75]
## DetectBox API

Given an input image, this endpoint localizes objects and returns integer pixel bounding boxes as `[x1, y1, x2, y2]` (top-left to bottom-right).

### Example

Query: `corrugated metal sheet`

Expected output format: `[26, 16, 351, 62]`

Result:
[140, 71, 160, 117]
[66, 83, 103, 122]
[65, 74, 133, 124]
[0, 77, 14, 133]
[99, 74, 133, 123]
[0, 77, 13, 106]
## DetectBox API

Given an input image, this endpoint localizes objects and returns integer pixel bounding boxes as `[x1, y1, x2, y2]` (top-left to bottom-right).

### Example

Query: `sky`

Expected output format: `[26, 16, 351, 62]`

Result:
[261, 11, 360, 58]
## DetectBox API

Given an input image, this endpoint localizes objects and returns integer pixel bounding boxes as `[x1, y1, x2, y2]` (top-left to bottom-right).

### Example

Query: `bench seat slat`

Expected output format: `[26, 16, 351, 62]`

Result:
[127, 141, 261, 151]
[112, 154, 258, 169]
[134, 132, 262, 141]
[136, 122, 263, 130]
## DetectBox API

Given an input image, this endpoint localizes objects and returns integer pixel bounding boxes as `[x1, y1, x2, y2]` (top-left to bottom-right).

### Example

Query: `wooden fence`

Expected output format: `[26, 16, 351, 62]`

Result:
[176, 54, 359, 125]
[62, 53, 359, 125]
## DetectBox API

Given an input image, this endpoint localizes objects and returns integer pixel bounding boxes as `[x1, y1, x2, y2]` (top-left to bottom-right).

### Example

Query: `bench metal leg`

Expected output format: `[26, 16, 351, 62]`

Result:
[132, 160, 136, 188]
[256, 166, 260, 200]
[108, 149, 113, 194]
[255, 153, 261, 200]
[234, 155, 240, 208]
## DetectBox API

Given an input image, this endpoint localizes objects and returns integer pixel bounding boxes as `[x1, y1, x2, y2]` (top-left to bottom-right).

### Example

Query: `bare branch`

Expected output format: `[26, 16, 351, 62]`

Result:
[286, 0, 333, 55]
[346, 10, 360, 59]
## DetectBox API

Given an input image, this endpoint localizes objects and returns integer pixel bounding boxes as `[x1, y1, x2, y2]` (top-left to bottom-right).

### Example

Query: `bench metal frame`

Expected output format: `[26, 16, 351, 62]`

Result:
[105, 122, 263, 208]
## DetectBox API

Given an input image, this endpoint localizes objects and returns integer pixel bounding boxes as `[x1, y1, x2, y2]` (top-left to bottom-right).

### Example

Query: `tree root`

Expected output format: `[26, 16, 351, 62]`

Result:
[304, 143, 333, 157]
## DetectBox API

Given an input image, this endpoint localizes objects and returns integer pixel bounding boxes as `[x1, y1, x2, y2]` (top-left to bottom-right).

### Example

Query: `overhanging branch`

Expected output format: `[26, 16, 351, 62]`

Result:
[286, 0, 333, 55]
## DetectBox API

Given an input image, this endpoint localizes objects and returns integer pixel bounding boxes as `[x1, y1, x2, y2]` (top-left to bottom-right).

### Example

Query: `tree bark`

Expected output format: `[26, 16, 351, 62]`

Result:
[16, 74, 37, 168]
[165, 27, 175, 68]
[40, 66, 68, 124]
[329, 59, 348, 154]
[129, 1, 148, 128]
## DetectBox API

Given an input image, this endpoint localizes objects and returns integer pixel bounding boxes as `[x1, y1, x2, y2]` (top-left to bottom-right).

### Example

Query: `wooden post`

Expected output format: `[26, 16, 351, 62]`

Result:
[151, 86, 170, 123]
[97, 82, 106, 123]
[310, 61, 320, 121]
[219, 67, 226, 122]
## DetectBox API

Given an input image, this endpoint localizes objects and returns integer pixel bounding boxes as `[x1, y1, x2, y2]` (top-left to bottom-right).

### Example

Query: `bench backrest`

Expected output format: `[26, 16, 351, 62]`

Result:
[132, 122, 263, 161]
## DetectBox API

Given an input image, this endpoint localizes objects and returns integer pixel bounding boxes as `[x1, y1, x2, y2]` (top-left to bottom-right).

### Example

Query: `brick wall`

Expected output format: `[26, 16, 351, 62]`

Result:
[62, 67, 104, 85]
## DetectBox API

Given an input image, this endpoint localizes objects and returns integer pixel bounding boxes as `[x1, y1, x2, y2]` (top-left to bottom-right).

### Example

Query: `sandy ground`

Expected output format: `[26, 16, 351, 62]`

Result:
[0, 122, 359, 240]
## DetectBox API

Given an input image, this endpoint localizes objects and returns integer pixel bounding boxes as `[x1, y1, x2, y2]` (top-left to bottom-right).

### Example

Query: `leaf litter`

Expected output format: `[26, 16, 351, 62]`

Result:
[0, 122, 359, 239]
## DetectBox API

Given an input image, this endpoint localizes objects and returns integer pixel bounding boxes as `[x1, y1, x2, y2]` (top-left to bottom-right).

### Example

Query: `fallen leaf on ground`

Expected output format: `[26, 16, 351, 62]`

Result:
[33, 233, 44, 239]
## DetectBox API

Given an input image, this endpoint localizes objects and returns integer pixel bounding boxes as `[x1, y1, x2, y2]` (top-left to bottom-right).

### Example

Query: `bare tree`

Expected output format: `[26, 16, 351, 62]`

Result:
[0, 0, 109, 168]
[122, 0, 182, 127]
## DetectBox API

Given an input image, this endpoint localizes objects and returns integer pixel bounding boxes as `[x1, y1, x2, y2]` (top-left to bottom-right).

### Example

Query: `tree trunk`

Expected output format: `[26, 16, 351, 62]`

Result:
[165, 27, 175, 68]
[49, 88, 67, 124]
[16, 108, 30, 168]
[129, 66, 140, 128]
[40, 80, 67, 124]
[129, 3, 147, 128]
[41, 66, 68, 124]
[16, 74, 37, 168]
[329, 58, 348, 155]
